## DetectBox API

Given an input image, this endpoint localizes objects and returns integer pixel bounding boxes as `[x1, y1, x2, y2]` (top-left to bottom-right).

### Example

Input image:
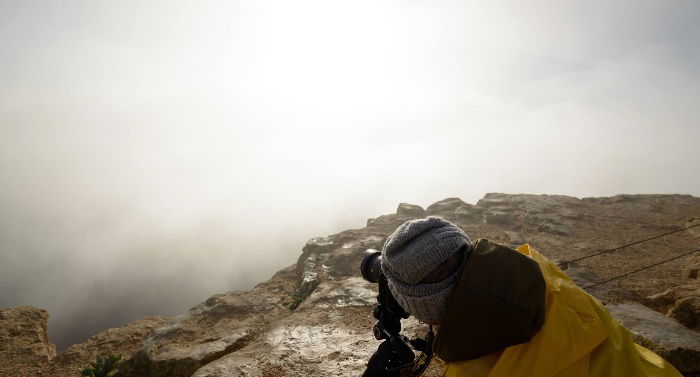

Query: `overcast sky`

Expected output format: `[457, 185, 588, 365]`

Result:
[1, 0, 699, 349]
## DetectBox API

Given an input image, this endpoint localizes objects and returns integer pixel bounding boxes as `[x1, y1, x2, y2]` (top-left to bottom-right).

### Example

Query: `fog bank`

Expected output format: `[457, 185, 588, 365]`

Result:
[1, 0, 699, 349]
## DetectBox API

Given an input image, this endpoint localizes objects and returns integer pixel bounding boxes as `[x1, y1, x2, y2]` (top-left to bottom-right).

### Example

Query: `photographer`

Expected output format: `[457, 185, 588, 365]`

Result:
[363, 216, 682, 377]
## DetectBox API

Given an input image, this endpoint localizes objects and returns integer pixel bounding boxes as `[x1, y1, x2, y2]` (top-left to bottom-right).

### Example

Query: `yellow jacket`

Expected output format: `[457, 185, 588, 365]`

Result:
[442, 244, 682, 377]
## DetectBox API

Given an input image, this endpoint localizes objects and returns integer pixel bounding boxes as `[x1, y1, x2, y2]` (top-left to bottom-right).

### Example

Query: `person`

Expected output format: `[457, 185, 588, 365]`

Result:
[377, 216, 683, 377]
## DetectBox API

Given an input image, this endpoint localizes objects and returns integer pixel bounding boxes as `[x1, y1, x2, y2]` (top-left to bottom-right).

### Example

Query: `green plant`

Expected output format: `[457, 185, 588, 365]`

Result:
[79, 354, 122, 377]
[282, 286, 312, 311]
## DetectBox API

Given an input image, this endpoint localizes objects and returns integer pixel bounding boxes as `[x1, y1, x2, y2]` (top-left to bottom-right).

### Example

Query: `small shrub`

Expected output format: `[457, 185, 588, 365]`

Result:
[282, 286, 312, 311]
[79, 354, 122, 377]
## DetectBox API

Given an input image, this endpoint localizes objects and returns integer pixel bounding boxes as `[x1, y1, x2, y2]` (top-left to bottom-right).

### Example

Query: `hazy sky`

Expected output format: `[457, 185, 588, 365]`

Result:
[1, 0, 699, 349]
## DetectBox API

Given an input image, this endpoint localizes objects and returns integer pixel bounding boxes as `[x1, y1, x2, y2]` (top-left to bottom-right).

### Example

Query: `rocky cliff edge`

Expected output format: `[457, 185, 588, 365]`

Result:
[2, 193, 700, 376]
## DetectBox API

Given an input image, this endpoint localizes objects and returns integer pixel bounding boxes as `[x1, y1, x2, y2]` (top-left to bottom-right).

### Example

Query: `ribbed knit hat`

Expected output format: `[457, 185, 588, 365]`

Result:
[381, 216, 471, 323]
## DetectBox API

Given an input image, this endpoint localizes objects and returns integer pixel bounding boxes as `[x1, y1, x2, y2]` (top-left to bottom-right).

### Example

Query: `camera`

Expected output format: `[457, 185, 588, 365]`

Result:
[360, 249, 409, 341]
[359, 249, 434, 377]
[360, 250, 383, 284]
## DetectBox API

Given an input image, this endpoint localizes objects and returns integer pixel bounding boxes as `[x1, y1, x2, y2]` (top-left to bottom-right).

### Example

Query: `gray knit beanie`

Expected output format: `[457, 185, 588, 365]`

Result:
[381, 216, 471, 323]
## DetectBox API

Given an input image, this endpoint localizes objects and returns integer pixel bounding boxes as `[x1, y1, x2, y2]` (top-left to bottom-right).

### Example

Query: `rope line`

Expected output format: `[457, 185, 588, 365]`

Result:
[582, 247, 700, 290]
[557, 223, 700, 267]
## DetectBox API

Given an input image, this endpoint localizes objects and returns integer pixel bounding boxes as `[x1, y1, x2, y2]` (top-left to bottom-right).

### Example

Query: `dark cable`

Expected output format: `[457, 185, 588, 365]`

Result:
[557, 223, 700, 267]
[582, 247, 700, 290]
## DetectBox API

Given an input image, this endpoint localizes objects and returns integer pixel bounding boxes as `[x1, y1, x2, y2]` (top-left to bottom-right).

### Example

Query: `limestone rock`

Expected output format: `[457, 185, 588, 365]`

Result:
[612, 194, 640, 203]
[192, 354, 262, 377]
[686, 217, 700, 238]
[684, 253, 700, 279]
[477, 197, 510, 208]
[116, 268, 298, 377]
[559, 207, 583, 219]
[647, 283, 700, 330]
[299, 253, 320, 295]
[539, 222, 572, 236]
[607, 302, 700, 374]
[300, 277, 377, 309]
[192, 278, 444, 377]
[426, 198, 468, 215]
[488, 205, 514, 212]
[296, 236, 336, 273]
[501, 231, 525, 246]
[668, 296, 700, 329]
[176, 193, 700, 376]
[648, 284, 700, 310]
[654, 285, 698, 304]
[509, 196, 525, 205]
[522, 212, 561, 227]
[5, 192, 699, 377]
[302, 236, 335, 255]
[453, 204, 479, 220]
[365, 213, 412, 229]
[483, 210, 515, 225]
[323, 235, 384, 278]
[0, 306, 56, 377]
[396, 203, 425, 217]
[45, 316, 168, 377]
[0, 306, 55, 361]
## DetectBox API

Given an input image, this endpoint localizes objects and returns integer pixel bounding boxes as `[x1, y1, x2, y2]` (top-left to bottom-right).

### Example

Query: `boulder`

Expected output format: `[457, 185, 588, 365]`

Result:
[607, 302, 700, 374]
[396, 203, 425, 218]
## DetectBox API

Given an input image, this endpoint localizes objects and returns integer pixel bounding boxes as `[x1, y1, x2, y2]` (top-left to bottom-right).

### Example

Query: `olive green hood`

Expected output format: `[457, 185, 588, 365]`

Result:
[432, 239, 546, 362]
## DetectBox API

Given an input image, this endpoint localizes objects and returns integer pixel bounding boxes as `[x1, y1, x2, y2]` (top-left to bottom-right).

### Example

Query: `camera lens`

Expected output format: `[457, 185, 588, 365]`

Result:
[360, 249, 383, 283]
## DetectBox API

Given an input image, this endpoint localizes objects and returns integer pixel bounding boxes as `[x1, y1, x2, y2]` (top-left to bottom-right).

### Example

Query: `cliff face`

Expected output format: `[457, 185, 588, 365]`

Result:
[0, 307, 56, 377]
[2, 193, 700, 377]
